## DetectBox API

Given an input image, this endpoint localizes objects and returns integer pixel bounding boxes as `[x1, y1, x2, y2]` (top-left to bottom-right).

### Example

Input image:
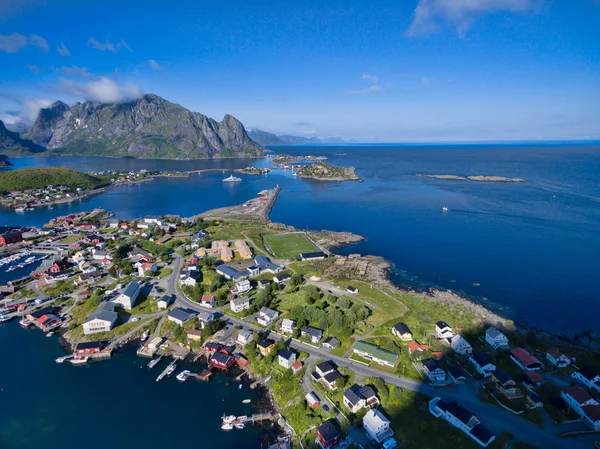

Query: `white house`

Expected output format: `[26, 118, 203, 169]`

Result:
[230, 297, 250, 313]
[572, 367, 600, 393]
[435, 321, 454, 339]
[315, 361, 335, 377]
[256, 307, 279, 326]
[485, 327, 509, 349]
[343, 385, 379, 414]
[429, 398, 496, 447]
[82, 302, 118, 335]
[237, 329, 253, 346]
[200, 294, 216, 308]
[156, 295, 173, 309]
[280, 318, 295, 334]
[561, 386, 600, 430]
[363, 409, 394, 444]
[113, 281, 141, 310]
[301, 325, 323, 344]
[235, 280, 252, 293]
[180, 270, 197, 286]
[422, 359, 446, 383]
[546, 347, 574, 368]
[469, 353, 496, 378]
[450, 334, 473, 355]
[278, 349, 297, 369]
[92, 250, 111, 261]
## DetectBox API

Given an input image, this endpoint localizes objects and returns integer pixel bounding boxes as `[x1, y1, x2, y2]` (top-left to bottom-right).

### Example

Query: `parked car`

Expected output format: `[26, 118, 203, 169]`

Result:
[130, 317, 141, 322]
[322, 404, 330, 412]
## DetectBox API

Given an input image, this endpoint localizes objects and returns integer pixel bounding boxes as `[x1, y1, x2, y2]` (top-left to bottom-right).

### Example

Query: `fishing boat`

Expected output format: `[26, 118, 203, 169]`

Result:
[442, 206, 449, 212]
[222, 415, 236, 423]
[19, 319, 30, 328]
[140, 329, 150, 341]
[70, 355, 89, 365]
[166, 363, 177, 376]
[46, 331, 54, 337]
[235, 423, 245, 430]
[0, 315, 11, 324]
[176, 370, 190, 381]
[222, 175, 242, 183]
[221, 423, 234, 431]
[242, 399, 251, 404]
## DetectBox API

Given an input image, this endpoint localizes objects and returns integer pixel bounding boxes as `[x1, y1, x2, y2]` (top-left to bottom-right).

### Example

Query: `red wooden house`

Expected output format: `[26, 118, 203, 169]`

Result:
[316, 421, 341, 448]
[75, 341, 105, 355]
[210, 352, 236, 370]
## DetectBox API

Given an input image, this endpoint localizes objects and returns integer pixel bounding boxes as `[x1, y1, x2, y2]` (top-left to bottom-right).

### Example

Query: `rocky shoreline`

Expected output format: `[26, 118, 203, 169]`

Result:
[295, 162, 360, 181]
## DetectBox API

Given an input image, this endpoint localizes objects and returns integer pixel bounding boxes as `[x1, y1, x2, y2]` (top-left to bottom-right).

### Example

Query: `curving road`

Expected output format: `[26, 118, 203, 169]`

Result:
[167, 255, 590, 449]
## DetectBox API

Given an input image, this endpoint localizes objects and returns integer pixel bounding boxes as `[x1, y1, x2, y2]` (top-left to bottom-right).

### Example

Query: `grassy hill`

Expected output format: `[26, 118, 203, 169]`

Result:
[295, 162, 359, 181]
[0, 167, 109, 193]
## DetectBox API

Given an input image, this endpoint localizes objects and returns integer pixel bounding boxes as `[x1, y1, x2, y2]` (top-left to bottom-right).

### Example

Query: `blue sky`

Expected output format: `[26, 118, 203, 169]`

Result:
[1, 0, 599, 142]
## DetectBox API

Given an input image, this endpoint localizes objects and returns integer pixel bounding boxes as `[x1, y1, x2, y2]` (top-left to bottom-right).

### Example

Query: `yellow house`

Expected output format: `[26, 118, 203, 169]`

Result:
[234, 240, 253, 260]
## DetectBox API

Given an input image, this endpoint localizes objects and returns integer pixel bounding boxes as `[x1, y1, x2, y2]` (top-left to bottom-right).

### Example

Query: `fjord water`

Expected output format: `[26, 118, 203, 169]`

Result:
[1, 144, 599, 449]
[2, 144, 599, 334]
[0, 322, 264, 449]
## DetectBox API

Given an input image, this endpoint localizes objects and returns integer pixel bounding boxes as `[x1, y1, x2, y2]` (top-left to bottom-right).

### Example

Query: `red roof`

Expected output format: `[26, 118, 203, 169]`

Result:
[563, 386, 592, 405]
[511, 348, 541, 367]
[431, 351, 443, 359]
[582, 405, 600, 422]
[141, 263, 154, 269]
[38, 315, 50, 324]
[292, 361, 302, 370]
[201, 294, 215, 303]
[409, 340, 430, 352]
[524, 371, 544, 384]
[547, 347, 562, 359]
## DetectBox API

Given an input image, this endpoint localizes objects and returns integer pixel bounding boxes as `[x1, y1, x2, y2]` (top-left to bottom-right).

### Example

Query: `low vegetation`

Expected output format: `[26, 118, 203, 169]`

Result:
[0, 167, 109, 194]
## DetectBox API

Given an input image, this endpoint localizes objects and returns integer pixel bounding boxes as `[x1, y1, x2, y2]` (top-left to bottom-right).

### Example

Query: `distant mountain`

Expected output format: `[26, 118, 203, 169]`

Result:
[0, 119, 45, 158]
[247, 128, 349, 146]
[9, 94, 264, 160]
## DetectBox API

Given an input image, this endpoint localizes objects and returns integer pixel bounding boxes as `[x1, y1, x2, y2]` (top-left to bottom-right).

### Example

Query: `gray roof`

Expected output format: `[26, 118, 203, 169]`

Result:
[423, 359, 442, 372]
[121, 281, 140, 298]
[254, 256, 280, 272]
[323, 337, 339, 347]
[216, 265, 249, 280]
[157, 295, 173, 304]
[197, 310, 214, 322]
[168, 308, 196, 322]
[301, 326, 323, 338]
[343, 388, 362, 407]
[279, 349, 295, 361]
[88, 302, 117, 323]
[486, 326, 505, 339]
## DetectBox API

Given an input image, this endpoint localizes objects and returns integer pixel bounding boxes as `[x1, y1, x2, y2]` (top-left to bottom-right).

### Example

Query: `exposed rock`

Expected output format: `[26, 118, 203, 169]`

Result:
[0, 120, 45, 156]
[295, 162, 359, 181]
[19, 94, 264, 159]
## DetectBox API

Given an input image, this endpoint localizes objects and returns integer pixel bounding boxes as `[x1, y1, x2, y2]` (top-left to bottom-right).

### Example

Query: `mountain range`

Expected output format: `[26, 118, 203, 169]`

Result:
[247, 128, 351, 146]
[0, 94, 264, 160]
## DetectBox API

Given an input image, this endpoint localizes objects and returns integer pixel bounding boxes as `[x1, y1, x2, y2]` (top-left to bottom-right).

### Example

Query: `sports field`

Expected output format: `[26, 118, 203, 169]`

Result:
[264, 233, 320, 259]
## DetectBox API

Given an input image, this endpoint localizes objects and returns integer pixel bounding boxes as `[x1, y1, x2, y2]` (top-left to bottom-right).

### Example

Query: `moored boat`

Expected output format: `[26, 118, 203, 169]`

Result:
[222, 175, 242, 183]
[242, 399, 251, 404]
[70, 355, 89, 365]
[19, 319, 31, 328]
[221, 423, 233, 430]
[166, 363, 177, 376]
[235, 423, 245, 430]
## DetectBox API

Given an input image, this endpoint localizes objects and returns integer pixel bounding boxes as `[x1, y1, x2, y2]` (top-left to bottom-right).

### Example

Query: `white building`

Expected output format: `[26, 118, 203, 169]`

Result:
[561, 387, 600, 430]
[280, 318, 295, 334]
[450, 334, 472, 355]
[469, 354, 496, 378]
[230, 297, 250, 313]
[278, 349, 297, 369]
[485, 327, 509, 349]
[235, 280, 251, 293]
[435, 321, 454, 339]
[572, 367, 600, 393]
[429, 398, 496, 447]
[156, 295, 173, 309]
[546, 347, 574, 368]
[113, 281, 141, 310]
[82, 302, 118, 335]
[256, 307, 279, 326]
[422, 359, 446, 383]
[237, 329, 253, 346]
[363, 409, 394, 444]
[200, 294, 216, 308]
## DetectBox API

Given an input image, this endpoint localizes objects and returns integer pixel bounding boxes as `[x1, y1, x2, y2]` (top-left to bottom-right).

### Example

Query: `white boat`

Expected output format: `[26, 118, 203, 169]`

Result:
[221, 423, 233, 431]
[70, 355, 89, 365]
[0, 315, 11, 324]
[238, 384, 243, 390]
[19, 319, 30, 328]
[176, 370, 190, 381]
[140, 329, 150, 341]
[222, 415, 236, 423]
[235, 423, 245, 430]
[166, 363, 177, 376]
[15, 207, 25, 212]
[222, 175, 242, 183]
[442, 206, 449, 212]
[55, 355, 73, 363]
[46, 331, 54, 337]
[242, 399, 251, 404]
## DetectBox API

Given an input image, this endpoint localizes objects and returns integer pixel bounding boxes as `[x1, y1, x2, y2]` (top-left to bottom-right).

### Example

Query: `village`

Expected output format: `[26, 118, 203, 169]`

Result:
[1, 197, 600, 449]
[0, 168, 187, 211]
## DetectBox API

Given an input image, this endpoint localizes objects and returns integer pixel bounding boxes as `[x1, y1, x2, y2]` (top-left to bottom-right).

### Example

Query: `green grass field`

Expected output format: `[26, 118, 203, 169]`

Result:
[264, 233, 319, 259]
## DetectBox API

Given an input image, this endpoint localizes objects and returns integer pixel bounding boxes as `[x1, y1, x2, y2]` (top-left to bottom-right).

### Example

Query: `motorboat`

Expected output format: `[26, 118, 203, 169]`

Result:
[242, 399, 251, 404]
[221, 423, 233, 430]
[140, 329, 150, 341]
[238, 384, 243, 390]
[70, 355, 89, 365]
[235, 423, 245, 430]
[442, 206, 449, 212]
[166, 363, 177, 376]
[19, 319, 31, 328]
[176, 370, 190, 381]
[222, 175, 242, 183]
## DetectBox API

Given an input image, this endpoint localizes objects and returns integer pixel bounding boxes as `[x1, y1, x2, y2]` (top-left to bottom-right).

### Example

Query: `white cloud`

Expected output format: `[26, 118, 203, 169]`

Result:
[362, 74, 379, 84]
[28, 64, 40, 74]
[149, 59, 161, 71]
[0, 33, 49, 53]
[22, 98, 53, 121]
[1, 114, 23, 127]
[345, 85, 384, 95]
[407, 0, 541, 36]
[60, 66, 93, 78]
[29, 34, 48, 52]
[87, 37, 132, 53]
[56, 42, 70, 56]
[56, 76, 142, 103]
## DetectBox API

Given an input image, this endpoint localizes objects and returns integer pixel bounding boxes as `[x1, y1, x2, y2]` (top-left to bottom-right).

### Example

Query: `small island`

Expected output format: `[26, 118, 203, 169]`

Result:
[237, 167, 272, 175]
[272, 154, 327, 167]
[295, 162, 360, 181]
[416, 174, 526, 183]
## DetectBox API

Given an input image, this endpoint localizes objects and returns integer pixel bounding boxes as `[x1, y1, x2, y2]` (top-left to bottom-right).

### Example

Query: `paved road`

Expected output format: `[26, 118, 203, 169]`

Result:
[168, 255, 591, 449]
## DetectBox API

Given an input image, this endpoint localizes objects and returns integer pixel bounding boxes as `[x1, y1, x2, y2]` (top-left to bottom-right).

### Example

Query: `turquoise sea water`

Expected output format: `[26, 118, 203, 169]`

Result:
[1, 143, 599, 448]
